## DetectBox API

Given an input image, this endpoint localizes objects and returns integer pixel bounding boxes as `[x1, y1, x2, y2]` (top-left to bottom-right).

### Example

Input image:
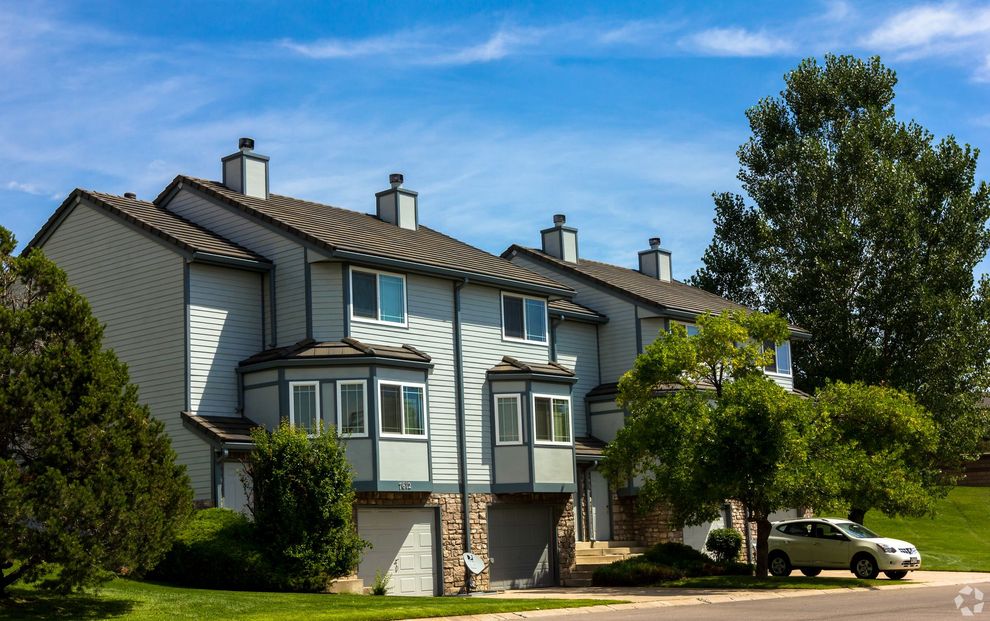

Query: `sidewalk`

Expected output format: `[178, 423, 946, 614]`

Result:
[422, 570, 990, 620]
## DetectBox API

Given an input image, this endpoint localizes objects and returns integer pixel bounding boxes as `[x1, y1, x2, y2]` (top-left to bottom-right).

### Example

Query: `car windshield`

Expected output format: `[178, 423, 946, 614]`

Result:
[837, 522, 880, 539]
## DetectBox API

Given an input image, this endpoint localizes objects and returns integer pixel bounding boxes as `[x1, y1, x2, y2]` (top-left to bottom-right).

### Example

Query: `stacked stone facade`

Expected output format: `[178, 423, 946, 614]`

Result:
[609, 491, 682, 546]
[354, 491, 574, 595]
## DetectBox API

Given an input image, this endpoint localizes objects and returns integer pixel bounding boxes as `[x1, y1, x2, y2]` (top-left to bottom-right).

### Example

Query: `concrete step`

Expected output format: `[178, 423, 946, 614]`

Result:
[575, 546, 647, 556]
[563, 576, 593, 587]
[326, 576, 364, 594]
[573, 554, 640, 566]
[575, 540, 640, 550]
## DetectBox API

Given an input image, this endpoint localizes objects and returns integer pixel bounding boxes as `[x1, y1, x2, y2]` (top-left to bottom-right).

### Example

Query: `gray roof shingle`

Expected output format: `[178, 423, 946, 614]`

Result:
[240, 337, 432, 368]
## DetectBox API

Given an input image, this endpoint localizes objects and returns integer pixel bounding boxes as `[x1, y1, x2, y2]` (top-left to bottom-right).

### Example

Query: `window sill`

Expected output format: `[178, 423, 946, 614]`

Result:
[351, 315, 409, 329]
[379, 433, 429, 441]
[533, 440, 573, 447]
[495, 440, 524, 447]
[501, 335, 548, 346]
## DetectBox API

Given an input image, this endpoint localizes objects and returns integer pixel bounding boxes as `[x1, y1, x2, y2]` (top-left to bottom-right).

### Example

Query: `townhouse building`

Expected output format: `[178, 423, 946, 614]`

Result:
[28, 138, 806, 595]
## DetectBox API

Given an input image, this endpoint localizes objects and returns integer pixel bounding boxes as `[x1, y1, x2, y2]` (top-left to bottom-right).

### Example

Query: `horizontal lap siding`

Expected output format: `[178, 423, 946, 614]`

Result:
[166, 188, 306, 346]
[347, 274, 459, 485]
[460, 284, 551, 486]
[188, 264, 264, 417]
[310, 261, 344, 341]
[554, 321, 598, 438]
[40, 203, 203, 496]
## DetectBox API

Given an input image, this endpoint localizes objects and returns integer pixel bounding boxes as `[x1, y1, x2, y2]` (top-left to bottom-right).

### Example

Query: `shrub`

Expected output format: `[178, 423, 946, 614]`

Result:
[149, 509, 273, 590]
[592, 559, 684, 587]
[643, 542, 711, 568]
[705, 528, 743, 564]
[249, 422, 368, 591]
[371, 570, 391, 596]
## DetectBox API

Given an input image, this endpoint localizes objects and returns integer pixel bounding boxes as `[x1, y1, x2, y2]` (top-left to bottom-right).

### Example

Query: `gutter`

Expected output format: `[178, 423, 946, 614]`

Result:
[453, 278, 471, 562]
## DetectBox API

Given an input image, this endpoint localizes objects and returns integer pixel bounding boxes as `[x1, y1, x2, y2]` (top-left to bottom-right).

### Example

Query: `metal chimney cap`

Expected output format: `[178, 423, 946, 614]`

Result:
[239, 137, 255, 151]
[553, 214, 566, 226]
[389, 173, 404, 188]
[123, 192, 137, 199]
[649, 237, 661, 249]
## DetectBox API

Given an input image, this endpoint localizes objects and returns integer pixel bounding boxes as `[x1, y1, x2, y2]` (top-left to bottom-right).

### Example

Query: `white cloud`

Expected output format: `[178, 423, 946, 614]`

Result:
[863, 3, 990, 51]
[680, 27, 794, 57]
[5, 181, 49, 196]
[281, 32, 429, 60]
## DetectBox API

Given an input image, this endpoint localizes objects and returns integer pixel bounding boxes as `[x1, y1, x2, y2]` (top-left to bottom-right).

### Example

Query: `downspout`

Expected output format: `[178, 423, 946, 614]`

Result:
[453, 279, 471, 560]
[549, 316, 562, 362]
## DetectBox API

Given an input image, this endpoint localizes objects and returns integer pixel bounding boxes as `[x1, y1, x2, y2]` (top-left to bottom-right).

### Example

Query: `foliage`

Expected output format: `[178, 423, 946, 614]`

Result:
[0, 226, 192, 594]
[591, 559, 684, 587]
[642, 542, 711, 570]
[705, 528, 743, 564]
[248, 422, 367, 591]
[603, 310, 837, 578]
[816, 381, 943, 523]
[371, 570, 391, 596]
[148, 509, 275, 591]
[592, 543, 752, 587]
[689, 54, 990, 487]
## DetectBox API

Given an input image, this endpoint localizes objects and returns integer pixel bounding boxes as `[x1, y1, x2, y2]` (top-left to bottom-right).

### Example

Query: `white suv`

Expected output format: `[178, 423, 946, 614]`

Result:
[767, 518, 921, 579]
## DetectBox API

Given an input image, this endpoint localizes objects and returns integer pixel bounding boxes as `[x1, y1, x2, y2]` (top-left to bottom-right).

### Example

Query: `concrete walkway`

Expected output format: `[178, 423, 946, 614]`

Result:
[422, 570, 990, 620]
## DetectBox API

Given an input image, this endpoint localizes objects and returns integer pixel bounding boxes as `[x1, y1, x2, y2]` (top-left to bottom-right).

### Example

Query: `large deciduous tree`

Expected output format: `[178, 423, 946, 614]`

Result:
[690, 54, 990, 482]
[0, 226, 192, 594]
[602, 311, 836, 577]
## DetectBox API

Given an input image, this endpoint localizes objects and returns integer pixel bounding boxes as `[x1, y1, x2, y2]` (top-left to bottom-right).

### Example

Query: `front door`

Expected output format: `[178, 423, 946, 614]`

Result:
[588, 470, 611, 541]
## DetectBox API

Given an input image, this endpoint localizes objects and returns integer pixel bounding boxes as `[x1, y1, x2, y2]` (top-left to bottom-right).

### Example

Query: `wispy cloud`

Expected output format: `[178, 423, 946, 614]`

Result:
[4, 181, 58, 200]
[680, 27, 794, 57]
[863, 3, 990, 51]
[281, 32, 430, 60]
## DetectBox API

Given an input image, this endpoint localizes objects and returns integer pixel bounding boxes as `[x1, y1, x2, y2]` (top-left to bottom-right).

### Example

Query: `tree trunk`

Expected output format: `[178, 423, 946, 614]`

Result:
[754, 514, 772, 578]
[848, 507, 866, 525]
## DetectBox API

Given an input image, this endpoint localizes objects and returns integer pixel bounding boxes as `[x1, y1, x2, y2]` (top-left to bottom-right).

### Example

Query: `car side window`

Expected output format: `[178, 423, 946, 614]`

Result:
[782, 522, 812, 536]
[818, 524, 846, 541]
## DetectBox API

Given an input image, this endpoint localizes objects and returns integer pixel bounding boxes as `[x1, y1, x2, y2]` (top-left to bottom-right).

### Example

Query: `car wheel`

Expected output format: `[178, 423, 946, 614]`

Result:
[800, 568, 822, 577]
[884, 571, 909, 580]
[769, 552, 792, 577]
[851, 554, 880, 579]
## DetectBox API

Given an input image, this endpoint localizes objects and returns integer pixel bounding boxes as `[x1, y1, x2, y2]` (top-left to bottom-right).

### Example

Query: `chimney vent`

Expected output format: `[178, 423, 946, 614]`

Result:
[239, 137, 255, 151]
[649, 237, 661, 249]
[638, 236, 672, 282]
[541, 214, 578, 263]
[222, 137, 270, 199]
[389, 173, 404, 188]
[123, 192, 137, 199]
[553, 213, 566, 226]
[376, 173, 419, 230]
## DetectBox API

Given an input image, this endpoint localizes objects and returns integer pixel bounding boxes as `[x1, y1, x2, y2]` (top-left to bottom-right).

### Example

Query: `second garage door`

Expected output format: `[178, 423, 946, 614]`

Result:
[357, 508, 437, 596]
[488, 504, 554, 590]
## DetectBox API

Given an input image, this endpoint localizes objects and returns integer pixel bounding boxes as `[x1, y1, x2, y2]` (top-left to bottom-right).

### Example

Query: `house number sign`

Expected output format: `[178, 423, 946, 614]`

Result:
[398, 481, 412, 491]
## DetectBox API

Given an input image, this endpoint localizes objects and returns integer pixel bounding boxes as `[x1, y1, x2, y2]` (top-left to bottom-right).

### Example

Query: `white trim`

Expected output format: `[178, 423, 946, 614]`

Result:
[377, 379, 428, 439]
[494, 394, 523, 446]
[532, 393, 573, 446]
[763, 340, 793, 377]
[500, 291, 548, 344]
[288, 380, 321, 434]
[336, 379, 369, 438]
[350, 267, 409, 328]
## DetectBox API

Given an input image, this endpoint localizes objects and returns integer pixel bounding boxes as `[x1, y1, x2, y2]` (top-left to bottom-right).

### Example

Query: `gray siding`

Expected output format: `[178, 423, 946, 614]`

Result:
[310, 260, 344, 341]
[639, 316, 666, 351]
[553, 321, 597, 438]
[460, 283, 552, 485]
[347, 273, 459, 485]
[188, 264, 264, 417]
[39, 203, 204, 497]
[165, 188, 307, 346]
[510, 255, 637, 383]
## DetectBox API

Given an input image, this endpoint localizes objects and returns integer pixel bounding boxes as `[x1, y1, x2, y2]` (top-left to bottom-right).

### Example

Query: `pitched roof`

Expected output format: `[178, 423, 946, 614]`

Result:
[181, 412, 261, 447]
[487, 355, 575, 377]
[548, 298, 608, 323]
[506, 246, 809, 336]
[28, 189, 270, 264]
[240, 337, 432, 368]
[574, 435, 607, 457]
[159, 176, 572, 296]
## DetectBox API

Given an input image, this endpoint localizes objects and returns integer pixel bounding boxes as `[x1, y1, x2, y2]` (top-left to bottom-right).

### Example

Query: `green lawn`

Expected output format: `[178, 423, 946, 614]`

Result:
[665, 575, 891, 590]
[864, 486, 990, 572]
[0, 579, 621, 621]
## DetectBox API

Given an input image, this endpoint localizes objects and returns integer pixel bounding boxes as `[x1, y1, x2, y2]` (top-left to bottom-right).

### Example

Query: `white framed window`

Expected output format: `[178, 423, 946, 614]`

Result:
[289, 381, 321, 435]
[494, 394, 523, 445]
[378, 380, 427, 438]
[336, 380, 368, 438]
[532, 394, 571, 445]
[763, 340, 792, 376]
[685, 324, 700, 336]
[501, 292, 547, 343]
[350, 267, 407, 326]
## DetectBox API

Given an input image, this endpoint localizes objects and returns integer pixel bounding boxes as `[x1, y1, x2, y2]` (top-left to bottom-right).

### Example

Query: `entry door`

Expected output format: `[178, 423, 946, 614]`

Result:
[489, 505, 554, 590]
[221, 461, 249, 514]
[588, 470, 611, 540]
[357, 508, 437, 596]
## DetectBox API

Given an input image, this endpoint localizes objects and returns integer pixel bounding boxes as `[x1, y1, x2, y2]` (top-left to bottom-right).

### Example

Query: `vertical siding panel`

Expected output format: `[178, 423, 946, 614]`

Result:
[39, 203, 206, 498]
[165, 188, 307, 346]
[554, 321, 597, 438]
[188, 264, 264, 417]
[310, 261, 344, 341]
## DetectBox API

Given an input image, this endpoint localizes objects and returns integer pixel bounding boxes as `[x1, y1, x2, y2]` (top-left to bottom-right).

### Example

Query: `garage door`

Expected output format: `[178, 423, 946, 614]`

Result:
[357, 508, 436, 596]
[488, 505, 554, 590]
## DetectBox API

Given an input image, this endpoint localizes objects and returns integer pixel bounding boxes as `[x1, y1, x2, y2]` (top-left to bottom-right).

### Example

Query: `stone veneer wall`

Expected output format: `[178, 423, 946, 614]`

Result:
[609, 491, 682, 546]
[354, 491, 574, 595]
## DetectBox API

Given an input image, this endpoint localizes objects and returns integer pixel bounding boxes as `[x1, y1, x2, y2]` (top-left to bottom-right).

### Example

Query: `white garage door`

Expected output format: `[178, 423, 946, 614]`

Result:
[357, 508, 436, 596]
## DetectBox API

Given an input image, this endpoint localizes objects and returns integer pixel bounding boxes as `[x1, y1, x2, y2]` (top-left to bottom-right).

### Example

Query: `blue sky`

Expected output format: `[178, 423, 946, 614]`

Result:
[3, 1, 989, 278]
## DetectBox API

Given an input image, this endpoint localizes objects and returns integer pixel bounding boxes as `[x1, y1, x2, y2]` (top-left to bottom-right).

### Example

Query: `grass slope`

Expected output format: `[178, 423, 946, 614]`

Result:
[0, 579, 620, 621]
[864, 486, 990, 572]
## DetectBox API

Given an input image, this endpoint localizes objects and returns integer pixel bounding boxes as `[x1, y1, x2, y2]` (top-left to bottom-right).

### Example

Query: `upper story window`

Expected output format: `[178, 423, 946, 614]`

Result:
[502, 293, 547, 343]
[495, 394, 523, 445]
[533, 394, 571, 445]
[289, 381, 321, 435]
[351, 268, 407, 326]
[379, 380, 427, 438]
[336, 380, 368, 437]
[686, 324, 700, 336]
[763, 340, 792, 375]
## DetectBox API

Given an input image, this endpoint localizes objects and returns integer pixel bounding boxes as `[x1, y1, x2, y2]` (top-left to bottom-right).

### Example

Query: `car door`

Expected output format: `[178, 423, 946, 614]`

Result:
[780, 522, 814, 565]
[811, 523, 850, 568]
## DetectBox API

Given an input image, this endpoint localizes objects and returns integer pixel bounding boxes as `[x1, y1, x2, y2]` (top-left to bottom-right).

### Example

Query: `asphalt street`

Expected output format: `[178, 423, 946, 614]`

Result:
[532, 581, 990, 620]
